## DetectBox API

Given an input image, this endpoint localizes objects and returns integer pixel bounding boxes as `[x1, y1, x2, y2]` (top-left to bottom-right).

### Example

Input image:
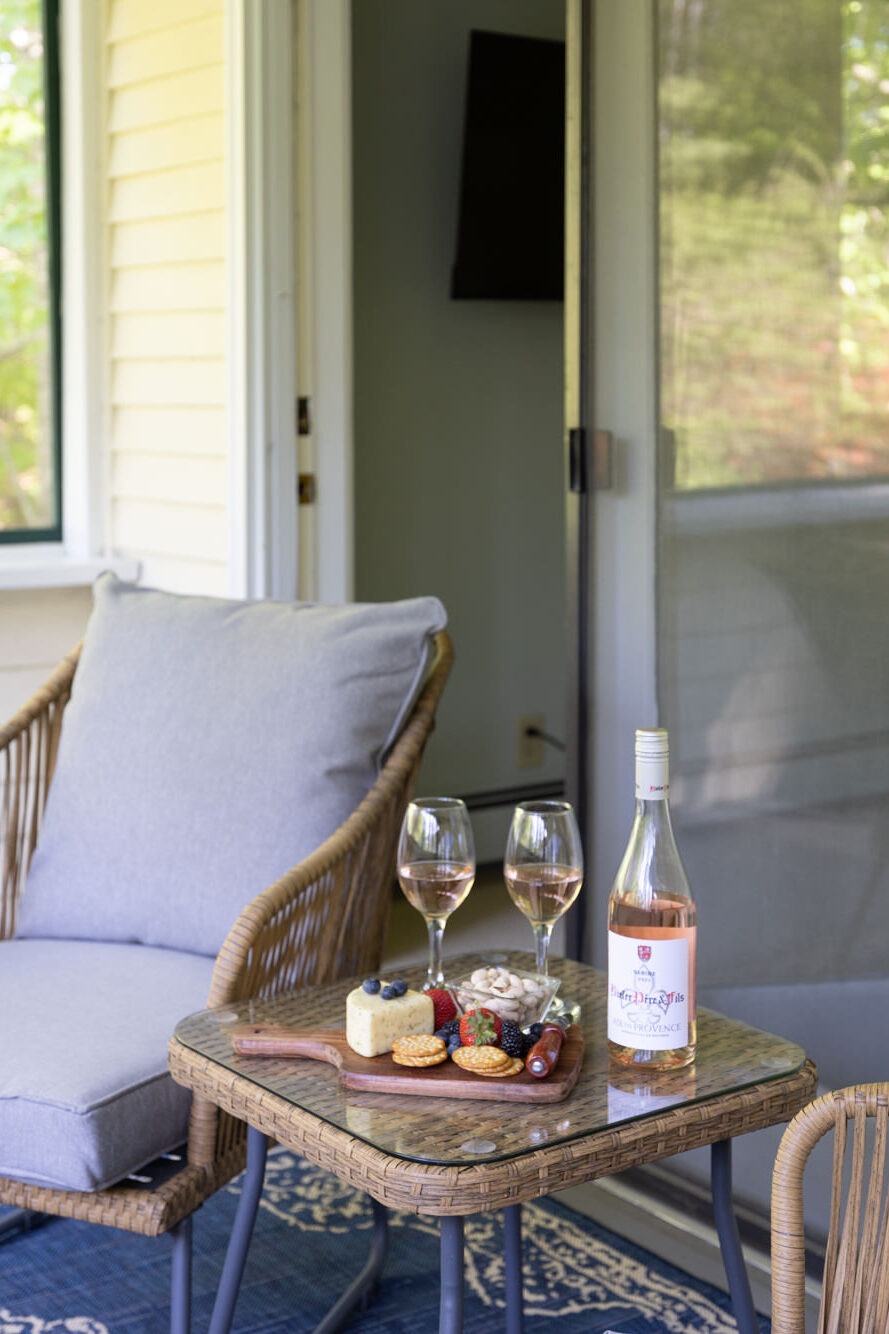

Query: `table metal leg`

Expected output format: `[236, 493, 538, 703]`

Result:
[503, 1204, 524, 1334]
[208, 1125, 390, 1334]
[440, 1215, 465, 1333]
[711, 1139, 759, 1334]
[314, 1194, 389, 1334]
[209, 1125, 270, 1334]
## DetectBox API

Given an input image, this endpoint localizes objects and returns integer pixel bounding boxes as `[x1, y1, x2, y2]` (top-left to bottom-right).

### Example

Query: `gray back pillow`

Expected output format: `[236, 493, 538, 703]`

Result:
[18, 574, 447, 956]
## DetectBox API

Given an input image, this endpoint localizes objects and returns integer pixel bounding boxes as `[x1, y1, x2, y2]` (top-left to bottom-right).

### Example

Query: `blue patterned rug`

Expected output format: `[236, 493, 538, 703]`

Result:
[0, 1148, 768, 1332]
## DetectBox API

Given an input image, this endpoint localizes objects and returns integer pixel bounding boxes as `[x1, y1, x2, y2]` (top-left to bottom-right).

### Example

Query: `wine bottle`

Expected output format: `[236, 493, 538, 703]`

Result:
[607, 727, 696, 1070]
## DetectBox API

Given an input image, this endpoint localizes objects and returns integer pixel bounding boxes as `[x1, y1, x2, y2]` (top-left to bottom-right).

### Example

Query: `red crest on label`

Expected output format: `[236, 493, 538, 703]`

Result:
[637, 945, 652, 961]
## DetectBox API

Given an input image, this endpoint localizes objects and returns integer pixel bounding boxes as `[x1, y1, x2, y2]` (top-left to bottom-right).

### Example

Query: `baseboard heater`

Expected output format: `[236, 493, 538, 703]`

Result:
[462, 781, 565, 812]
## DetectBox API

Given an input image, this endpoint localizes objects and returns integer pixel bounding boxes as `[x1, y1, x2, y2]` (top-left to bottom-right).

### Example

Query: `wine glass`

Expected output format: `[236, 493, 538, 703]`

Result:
[504, 800, 584, 982]
[397, 797, 476, 990]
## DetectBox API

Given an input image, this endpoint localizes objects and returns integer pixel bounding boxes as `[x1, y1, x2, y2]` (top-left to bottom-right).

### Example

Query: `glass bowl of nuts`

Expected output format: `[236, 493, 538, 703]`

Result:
[447, 964, 560, 1030]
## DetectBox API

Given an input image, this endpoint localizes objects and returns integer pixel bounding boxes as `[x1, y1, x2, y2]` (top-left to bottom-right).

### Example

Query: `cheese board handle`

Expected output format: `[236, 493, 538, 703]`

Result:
[525, 1022, 567, 1078]
[231, 1025, 346, 1065]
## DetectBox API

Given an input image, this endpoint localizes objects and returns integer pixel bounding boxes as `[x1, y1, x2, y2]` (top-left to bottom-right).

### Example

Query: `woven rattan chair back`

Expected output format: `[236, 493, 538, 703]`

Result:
[771, 1083, 889, 1334]
[0, 629, 452, 1330]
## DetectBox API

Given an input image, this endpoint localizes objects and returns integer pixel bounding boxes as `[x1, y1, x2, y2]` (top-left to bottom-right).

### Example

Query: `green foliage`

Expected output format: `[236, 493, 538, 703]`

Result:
[659, 0, 889, 490]
[0, 0, 52, 531]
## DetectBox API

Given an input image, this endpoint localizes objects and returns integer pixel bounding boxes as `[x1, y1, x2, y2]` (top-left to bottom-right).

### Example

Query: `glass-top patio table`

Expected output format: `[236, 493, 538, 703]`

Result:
[169, 951, 817, 1333]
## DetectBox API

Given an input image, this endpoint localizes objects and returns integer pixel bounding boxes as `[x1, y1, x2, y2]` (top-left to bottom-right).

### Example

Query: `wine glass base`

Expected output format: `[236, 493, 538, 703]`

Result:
[546, 995, 582, 1025]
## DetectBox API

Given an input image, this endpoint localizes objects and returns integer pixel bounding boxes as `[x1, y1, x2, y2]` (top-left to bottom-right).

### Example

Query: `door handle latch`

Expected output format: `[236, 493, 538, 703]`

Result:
[569, 427, 614, 493]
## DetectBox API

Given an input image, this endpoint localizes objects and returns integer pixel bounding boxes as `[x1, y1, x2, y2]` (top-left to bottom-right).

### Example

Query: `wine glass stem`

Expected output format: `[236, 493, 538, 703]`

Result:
[532, 923, 553, 976]
[426, 917, 447, 988]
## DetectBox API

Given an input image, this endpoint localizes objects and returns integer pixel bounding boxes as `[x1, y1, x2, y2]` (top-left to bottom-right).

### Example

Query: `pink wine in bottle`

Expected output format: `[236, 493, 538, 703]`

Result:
[607, 728, 697, 1070]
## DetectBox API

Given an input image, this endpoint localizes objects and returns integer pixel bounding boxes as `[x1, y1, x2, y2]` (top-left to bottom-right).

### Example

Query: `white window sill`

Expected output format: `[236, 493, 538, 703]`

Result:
[0, 551, 141, 591]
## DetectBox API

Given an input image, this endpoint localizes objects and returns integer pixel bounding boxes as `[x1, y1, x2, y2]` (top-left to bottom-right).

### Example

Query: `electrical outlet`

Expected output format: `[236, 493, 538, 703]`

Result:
[517, 715, 545, 768]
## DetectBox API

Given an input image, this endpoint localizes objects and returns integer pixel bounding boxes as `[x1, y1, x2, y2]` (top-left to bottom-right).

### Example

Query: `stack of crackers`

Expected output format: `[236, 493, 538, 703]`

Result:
[391, 1034, 524, 1079]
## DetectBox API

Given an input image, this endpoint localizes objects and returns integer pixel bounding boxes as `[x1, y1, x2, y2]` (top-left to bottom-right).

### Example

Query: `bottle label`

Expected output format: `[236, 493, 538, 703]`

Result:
[607, 931, 690, 1049]
[635, 753, 669, 801]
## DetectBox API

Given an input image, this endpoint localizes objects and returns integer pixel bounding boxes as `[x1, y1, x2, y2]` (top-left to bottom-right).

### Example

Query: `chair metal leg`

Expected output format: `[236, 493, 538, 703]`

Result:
[0, 1208, 38, 1238]
[504, 1204, 524, 1334]
[711, 1139, 759, 1334]
[439, 1215, 465, 1334]
[209, 1126, 270, 1334]
[169, 1214, 193, 1334]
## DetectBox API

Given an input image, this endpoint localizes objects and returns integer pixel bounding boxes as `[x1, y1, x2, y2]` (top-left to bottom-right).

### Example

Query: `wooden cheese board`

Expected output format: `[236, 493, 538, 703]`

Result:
[231, 1024, 584, 1103]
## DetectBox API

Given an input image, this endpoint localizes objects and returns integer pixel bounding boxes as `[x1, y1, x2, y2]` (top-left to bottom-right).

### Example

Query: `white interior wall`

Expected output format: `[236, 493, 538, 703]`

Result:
[351, 0, 568, 860]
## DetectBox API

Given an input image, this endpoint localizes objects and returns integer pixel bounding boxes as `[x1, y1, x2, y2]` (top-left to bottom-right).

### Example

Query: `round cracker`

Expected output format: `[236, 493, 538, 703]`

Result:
[392, 1049, 448, 1068]
[392, 1034, 445, 1058]
[451, 1044, 510, 1072]
[475, 1056, 525, 1078]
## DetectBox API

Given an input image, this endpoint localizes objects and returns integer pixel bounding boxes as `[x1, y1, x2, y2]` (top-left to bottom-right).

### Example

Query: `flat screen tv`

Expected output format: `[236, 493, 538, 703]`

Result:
[451, 30, 565, 302]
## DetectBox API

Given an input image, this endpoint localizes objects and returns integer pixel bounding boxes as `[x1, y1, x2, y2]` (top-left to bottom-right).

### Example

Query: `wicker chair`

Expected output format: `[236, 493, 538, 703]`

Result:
[770, 1083, 889, 1334]
[0, 626, 452, 1332]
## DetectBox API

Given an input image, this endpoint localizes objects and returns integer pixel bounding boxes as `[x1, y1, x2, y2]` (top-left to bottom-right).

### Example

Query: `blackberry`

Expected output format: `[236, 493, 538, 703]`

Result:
[362, 977, 381, 994]
[499, 1020, 525, 1058]
[527, 1022, 545, 1043]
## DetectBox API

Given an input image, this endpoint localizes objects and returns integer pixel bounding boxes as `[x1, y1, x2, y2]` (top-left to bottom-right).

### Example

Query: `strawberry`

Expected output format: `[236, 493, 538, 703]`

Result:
[458, 1007, 503, 1047]
[427, 988, 457, 1029]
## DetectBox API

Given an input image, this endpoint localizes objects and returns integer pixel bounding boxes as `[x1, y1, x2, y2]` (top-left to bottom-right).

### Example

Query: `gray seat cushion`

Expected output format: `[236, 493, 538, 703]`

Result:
[17, 574, 446, 956]
[0, 939, 215, 1192]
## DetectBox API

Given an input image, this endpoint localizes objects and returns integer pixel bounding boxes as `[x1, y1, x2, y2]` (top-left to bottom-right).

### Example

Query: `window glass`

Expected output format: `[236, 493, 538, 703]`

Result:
[658, 0, 889, 491]
[0, 0, 59, 539]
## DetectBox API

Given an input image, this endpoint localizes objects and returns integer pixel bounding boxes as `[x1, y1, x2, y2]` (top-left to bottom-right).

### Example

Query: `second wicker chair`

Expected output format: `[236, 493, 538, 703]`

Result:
[770, 1082, 889, 1334]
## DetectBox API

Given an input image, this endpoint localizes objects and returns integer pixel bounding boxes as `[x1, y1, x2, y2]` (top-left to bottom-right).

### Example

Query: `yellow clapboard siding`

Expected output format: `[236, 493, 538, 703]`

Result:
[109, 114, 223, 179]
[112, 451, 228, 504]
[112, 310, 226, 359]
[108, 0, 221, 45]
[112, 358, 227, 408]
[110, 214, 225, 268]
[122, 554, 230, 597]
[111, 406, 227, 456]
[109, 66, 224, 135]
[111, 498, 228, 563]
[102, 0, 231, 600]
[108, 16, 224, 89]
[111, 262, 225, 313]
[109, 162, 225, 223]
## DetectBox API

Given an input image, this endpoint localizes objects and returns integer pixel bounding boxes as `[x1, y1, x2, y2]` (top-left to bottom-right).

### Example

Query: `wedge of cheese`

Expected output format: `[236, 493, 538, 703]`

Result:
[345, 984, 434, 1057]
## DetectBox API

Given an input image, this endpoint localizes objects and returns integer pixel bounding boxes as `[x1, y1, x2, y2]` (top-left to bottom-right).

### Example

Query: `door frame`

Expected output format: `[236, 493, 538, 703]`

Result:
[228, 0, 355, 605]
[582, 0, 660, 966]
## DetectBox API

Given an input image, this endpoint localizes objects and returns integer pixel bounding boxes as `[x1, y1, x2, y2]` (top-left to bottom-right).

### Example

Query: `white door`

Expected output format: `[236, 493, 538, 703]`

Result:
[583, 0, 889, 1224]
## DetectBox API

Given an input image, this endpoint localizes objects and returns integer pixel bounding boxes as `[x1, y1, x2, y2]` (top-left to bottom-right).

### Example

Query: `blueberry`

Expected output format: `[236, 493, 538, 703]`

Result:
[362, 978, 381, 994]
[380, 984, 397, 1000]
[390, 979, 408, 997]
[446, 1034, 463, 1055]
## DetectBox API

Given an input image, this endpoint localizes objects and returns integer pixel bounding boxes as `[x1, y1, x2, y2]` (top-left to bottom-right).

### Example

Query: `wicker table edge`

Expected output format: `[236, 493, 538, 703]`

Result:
[169, 1038, 817, 1217]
